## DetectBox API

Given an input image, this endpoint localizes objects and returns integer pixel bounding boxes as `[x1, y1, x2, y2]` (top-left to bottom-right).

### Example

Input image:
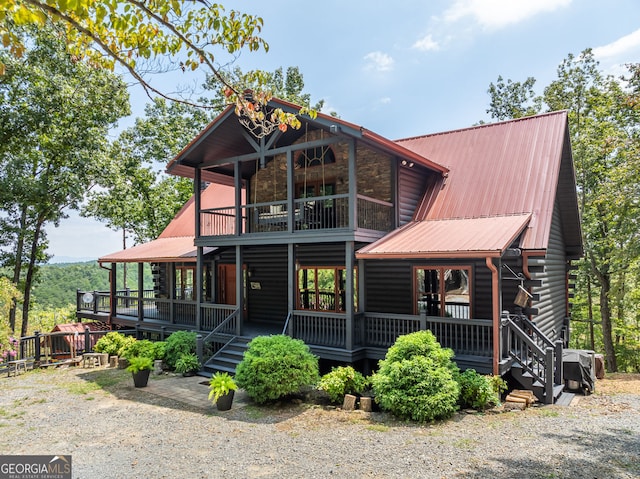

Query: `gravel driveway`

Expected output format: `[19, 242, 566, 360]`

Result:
[1, 367, 638, 479]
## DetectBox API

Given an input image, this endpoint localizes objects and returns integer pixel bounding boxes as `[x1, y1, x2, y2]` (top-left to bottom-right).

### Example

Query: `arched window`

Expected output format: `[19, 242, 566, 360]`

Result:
[295, 146, 335, 169]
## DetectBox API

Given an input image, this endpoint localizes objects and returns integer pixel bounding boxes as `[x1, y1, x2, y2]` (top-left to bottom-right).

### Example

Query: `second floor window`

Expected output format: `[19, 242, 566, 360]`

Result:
[296, 146, 335, 169]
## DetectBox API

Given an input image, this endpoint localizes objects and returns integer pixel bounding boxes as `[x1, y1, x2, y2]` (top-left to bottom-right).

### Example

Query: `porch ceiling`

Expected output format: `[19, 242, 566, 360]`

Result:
[356, 214, 531, 259]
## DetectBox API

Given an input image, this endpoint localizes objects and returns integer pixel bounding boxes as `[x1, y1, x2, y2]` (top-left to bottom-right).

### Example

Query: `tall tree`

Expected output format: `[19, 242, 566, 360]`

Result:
[486, 51, 640, 372]
[0, 25, 129, 335]
[1, 0, 312, 133]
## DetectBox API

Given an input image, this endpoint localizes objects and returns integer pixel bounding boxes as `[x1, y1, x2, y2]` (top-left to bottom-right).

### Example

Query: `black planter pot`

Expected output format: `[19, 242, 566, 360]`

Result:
[216, 391, 235, 411]
[132, 369, 151, 388]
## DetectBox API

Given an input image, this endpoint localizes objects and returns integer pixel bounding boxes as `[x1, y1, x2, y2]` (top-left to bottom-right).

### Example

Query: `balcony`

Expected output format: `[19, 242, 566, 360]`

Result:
[200, 194, 393, 237]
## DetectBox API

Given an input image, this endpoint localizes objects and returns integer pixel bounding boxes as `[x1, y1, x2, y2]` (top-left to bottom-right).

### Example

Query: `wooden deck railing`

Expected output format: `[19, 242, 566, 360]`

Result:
[15, 329, 137, 365]
[360, 312, 493, 357]
[199, 194, 394, 236]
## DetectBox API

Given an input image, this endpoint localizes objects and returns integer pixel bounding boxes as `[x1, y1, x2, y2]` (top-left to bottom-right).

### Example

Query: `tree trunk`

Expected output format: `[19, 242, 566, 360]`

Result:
[20, 216, 45, 337]
[599, 274, 617, 372]
[9, 207, 28, 333]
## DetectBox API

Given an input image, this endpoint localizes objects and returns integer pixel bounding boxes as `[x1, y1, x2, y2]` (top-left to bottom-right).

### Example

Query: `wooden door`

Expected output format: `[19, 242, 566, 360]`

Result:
[218, 264, 236, 305]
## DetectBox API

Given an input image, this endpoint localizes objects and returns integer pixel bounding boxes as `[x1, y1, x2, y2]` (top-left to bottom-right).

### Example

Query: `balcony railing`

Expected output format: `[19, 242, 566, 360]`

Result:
[200, 194, 393, 236]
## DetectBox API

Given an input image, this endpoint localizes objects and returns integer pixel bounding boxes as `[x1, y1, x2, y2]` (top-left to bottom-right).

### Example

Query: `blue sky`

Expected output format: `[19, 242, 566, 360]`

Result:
[47, 0, 640, 262]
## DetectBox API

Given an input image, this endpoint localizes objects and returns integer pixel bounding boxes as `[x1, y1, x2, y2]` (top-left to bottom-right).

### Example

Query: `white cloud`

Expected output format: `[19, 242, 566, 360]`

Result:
[593, 28, 640, 61]
[379, 97, 391, 104]
[443, 0, 572, 30]
[364, 51, 395, 72]
[413, 34, 440, 52]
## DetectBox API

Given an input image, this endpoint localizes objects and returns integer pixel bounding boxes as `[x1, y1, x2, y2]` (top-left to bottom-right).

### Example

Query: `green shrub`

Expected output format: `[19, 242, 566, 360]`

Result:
[121, 339, 155, 360]
[235, 335, 319, 404]
[152, 341, 166, 361]
[164, 331, 197, 369]
[174, 352, 201, 374]
[457, 369, 507, 410]
[371, 331, 460, 422]
[94, 332, 130, 356]
[318, 366, 369, 404]
[126, 356, 153, 373]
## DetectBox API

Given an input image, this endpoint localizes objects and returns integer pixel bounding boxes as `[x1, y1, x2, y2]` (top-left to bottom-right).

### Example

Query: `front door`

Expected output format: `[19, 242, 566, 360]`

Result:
[218, 264, 237, 305]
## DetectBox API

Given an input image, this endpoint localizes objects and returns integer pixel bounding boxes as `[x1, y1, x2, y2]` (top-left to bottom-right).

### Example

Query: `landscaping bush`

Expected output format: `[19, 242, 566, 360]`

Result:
[94, 332, 131, 356]
[370, 331, 460, 422]
[235, 335, 319, 404]
[121, 339, 156, 360]
[457, 369, 507, 410]
[164, 331, 197, 369]
[318, 366, 369, 404]
[174, 352, 201, 374]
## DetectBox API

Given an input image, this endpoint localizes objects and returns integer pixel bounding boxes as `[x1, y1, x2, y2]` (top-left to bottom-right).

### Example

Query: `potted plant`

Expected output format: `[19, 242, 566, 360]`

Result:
[126, 356, 153, 388]
[174, 352, 201, 377]
[208, 372, 238, 411]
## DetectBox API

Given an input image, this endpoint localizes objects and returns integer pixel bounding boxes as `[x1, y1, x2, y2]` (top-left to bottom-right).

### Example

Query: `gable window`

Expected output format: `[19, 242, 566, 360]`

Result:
[296, 146, 335, 169]
[415, 267, 471, 318]
[297, 266, 357, 312]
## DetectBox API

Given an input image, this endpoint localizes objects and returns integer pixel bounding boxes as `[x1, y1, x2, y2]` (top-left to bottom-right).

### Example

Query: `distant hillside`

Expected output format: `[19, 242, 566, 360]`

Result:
[32, 261, 110, 308]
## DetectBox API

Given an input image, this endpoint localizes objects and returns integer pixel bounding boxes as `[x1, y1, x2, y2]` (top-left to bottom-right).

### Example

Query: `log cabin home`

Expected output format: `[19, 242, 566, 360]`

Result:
[77, 100, 582, 403]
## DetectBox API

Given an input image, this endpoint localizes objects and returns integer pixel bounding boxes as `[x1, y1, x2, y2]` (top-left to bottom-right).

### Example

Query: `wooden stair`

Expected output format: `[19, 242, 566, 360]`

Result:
[202, 337, 250, 375]
[510, 361, 564, 404]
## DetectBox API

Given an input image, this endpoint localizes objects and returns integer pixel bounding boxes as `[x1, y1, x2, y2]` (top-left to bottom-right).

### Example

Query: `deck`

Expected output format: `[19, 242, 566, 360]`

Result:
[77, 290, 495, 373]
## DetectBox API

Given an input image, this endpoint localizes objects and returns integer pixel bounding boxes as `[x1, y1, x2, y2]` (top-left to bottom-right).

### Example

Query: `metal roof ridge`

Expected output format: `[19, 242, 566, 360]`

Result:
[394, 110, 568, 143]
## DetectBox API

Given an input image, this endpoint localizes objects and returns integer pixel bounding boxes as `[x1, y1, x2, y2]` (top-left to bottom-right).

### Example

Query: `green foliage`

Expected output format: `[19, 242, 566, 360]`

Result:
[235, 335, 319, 404]
[318, 366, 369, 404]
[151, 341, 166, 361]
[126, 356, 153, 373]
[208, 372, 238, 404]
[174, 352, 201, 374]
[164, 331, 197, 369]
[457, 369, 507, 410]
[94, 332, 132, 357]
[121, 339, 157, 361]
[371, 331, 460, 422]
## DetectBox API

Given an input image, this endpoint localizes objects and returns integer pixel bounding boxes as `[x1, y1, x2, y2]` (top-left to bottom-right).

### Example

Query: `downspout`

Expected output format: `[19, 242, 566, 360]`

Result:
[99, 262, 114, 329]
[486, 257, 500, 375]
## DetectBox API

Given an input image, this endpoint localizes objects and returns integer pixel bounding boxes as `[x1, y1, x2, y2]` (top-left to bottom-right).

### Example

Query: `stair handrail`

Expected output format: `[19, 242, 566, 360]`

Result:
[282, 311, 292, 335]
[512, 311, 555, 351]
[201, 309, 239, 344]
[503, 314, 555, 403]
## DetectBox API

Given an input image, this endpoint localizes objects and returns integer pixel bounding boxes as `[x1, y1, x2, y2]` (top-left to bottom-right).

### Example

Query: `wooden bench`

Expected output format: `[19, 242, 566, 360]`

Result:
[82, 353, 102, 368]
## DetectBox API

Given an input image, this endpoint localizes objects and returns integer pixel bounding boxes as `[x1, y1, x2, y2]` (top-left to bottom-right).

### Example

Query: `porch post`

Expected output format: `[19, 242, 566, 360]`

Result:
[235, 245, 243, 335]
[286, 149, 294, 233]
[287, 243, 295, 336]
[168, 264, 174, 324]
[195, 167, 203, 331]
[234, 160, 242, 236]
[137, 262, 144, 322]
[345, 241, 355, 350]
[348, 140, 357, 230]
[109, 263, 116, 327]
[486, 257, 501, 375]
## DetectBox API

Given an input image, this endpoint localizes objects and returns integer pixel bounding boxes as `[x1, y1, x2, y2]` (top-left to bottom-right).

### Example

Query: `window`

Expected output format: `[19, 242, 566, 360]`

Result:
[296, 146, 335, 169]
[415, 267, 470, 318]
[297, 266, 357, 312]
[175, 266, 195, 301]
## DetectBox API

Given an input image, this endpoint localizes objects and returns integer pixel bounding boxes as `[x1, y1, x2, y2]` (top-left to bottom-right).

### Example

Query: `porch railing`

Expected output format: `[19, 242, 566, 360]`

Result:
[199, 194, 393, 236]
[361, 312, 493, 357]
[502, 312, 563, 403]
[15, 329, 136, 365]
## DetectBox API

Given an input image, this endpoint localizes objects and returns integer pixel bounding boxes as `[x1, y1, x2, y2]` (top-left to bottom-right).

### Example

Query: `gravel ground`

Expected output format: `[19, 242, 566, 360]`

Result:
[1, 367, 639, 479]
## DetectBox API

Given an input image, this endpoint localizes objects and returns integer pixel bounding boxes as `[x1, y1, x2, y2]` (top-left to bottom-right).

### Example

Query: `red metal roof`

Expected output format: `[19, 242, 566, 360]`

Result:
[395, 111, 578, 252]
[99, 183, 235, 263]
[356, 214, 531, 259]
